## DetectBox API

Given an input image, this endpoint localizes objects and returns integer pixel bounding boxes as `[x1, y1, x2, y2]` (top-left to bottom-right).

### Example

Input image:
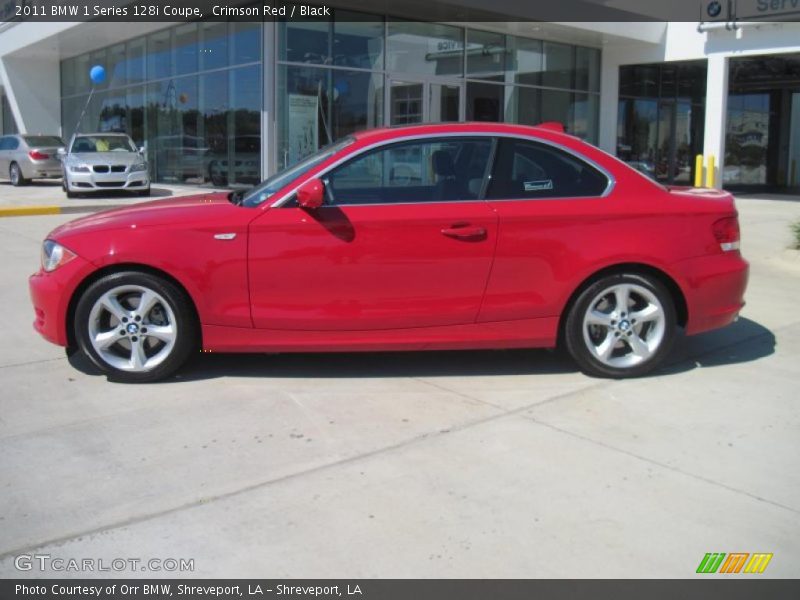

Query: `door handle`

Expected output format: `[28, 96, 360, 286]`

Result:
[441, 223, 487, 241]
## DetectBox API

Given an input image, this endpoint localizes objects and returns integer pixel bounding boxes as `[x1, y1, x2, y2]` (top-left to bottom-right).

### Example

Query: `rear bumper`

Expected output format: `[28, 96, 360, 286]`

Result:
[29, 255, 95, 347]
[677, 251, 750, 336]
[21, 161, 62, 179]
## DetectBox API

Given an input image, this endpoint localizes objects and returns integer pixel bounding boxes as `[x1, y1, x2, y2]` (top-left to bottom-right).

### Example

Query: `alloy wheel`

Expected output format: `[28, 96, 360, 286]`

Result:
[87, 284, 177, 372]
[581, 282, 666, 368]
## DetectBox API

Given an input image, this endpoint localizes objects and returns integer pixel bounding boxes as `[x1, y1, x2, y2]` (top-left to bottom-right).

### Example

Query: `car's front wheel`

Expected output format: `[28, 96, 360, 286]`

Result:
[74, 271, 197, 383]
[564, 273, 676, 378]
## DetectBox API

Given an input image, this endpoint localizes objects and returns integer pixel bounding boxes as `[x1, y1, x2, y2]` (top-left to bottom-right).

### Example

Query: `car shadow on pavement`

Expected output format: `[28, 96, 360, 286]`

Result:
[67, 317, 775, 384]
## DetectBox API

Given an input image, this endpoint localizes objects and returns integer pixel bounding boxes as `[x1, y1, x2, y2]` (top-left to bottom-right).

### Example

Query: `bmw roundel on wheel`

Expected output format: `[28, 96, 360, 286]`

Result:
[28, 122, 749, 383]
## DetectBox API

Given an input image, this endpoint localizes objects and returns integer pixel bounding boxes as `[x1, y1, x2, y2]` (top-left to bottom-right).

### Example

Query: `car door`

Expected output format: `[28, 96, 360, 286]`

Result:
[477, 136, 613, 323]
[248, 136, 498, 331]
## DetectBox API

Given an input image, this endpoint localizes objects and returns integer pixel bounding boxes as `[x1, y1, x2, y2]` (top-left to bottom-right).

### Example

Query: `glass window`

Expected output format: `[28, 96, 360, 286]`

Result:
[387, 21, 464, 77]
[243, 137, 354, 207]
[542, 42, 574, 90]
[202, 70, 230, 186]
[147, 30, 172, 80]
[108, 43, 127, 88]
[575, 47, 600, 93]
[467, 30, 506, 82]
[467, 82, 504, 122]
[572, 93, 599, 144]
[279, 20, 330, 64]
[505, 86, 539, 126]
[327, 138, 493, 204]
[75, 54, 91, 95]
[278, 65, 382, 170]
[201, 22, 229, 71]
[127, 38, 146, 85]
[89, 49, 108, 90]
[333, 12, 384, 70]
[540, 89, 572, 129]
[487, 138, 608, 199]
[61, 58, 77, 97]
[24, 135, 64, 147]
[231, 22, 261, 65]
[508, 36, 543, 86]
[174, 23, 199, 76]
[620, 65, 658, 98]
[617, 98, 658, 178]
[230, 65, 262, 186]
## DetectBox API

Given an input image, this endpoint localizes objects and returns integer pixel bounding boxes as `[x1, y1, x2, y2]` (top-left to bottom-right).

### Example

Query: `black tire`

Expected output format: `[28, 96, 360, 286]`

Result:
[74, 271, 198, 383]
[63, 173, 79, 198]
[10, 162, 27, 186]
[564, 273, 677, 378]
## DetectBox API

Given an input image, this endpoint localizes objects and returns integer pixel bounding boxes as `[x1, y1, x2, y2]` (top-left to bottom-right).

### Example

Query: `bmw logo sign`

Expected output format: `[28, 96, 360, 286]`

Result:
[707, 1, 722, 17]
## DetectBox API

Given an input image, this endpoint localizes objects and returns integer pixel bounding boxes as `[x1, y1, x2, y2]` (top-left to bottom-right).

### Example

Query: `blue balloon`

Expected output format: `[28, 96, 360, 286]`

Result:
[89, 65, 106, 85]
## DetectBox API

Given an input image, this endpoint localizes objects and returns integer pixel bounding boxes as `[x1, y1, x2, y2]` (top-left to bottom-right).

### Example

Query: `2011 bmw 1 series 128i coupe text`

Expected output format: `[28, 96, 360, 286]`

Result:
[29, 123, 749, 383]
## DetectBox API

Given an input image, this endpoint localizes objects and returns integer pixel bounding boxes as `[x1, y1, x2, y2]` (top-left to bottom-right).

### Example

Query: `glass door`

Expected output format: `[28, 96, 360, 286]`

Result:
[388, 78, 462, 125]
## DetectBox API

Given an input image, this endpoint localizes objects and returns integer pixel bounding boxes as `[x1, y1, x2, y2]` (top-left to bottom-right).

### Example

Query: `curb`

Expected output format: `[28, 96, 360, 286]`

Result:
[0, 204, 128, 218]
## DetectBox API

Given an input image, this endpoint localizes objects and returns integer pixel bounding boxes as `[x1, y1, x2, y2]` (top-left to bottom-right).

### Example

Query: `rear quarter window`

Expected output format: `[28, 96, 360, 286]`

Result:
[487, 137, 610, 199]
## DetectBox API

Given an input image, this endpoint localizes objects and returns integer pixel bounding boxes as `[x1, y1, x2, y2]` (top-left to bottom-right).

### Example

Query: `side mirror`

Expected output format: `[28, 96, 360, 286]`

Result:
[296, 178, 325, 210]
[57, 147, 66, 158]
[138, 146, 146, 155]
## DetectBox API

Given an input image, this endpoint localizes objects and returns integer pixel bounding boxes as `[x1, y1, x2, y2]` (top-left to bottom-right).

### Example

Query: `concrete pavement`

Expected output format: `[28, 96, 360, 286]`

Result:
[0, 180, 225, 216]
[0, 197, 798, 578]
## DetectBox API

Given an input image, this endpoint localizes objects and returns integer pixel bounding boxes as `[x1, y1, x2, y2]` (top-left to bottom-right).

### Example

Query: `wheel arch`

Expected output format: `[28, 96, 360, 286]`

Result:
[65, 263, 202, 351]
[557, 262, 688, 346]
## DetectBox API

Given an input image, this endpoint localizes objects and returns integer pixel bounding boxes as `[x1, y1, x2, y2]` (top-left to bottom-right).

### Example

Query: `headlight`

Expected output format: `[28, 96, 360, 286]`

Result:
[41, 240, 77, 272]
[130, 162, 147, 172]
[69, 165, 90, 173]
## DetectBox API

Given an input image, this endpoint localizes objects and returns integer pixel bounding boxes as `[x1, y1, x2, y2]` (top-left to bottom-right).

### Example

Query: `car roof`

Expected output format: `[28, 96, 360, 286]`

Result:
[349, 121, 574, 143]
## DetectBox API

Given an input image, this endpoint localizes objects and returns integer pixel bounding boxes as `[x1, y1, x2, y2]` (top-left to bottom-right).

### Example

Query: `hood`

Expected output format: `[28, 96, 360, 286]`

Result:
[67, 152, 142, 165]
[49, 192, 242, 240]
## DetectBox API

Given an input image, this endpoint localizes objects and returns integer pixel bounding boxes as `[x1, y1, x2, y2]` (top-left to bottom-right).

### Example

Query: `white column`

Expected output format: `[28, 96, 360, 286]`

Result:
[597, 47, 619, 154]
[0, 55, 61, 135]
[702, 54, 729, 189]
[261, 21, 276, 179]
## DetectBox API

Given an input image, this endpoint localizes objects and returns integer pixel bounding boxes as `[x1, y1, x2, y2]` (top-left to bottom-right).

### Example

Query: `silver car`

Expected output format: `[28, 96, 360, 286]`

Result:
[0, 134, 64, 186]
[61, 133, 150, 198]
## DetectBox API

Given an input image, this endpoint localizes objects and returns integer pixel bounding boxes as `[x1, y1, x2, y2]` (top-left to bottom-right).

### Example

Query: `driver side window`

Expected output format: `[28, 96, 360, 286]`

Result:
[325, 137, 493, 205]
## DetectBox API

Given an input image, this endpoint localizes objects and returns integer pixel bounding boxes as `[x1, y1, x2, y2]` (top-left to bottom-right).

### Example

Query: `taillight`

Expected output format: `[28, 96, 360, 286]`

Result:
[29, 150, 49, 160]
[712, 216, 740, 252]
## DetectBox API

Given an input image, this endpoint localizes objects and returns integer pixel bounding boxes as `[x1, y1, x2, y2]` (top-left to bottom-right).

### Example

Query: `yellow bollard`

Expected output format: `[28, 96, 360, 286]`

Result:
[694, 155, 704, 187]
[706, 155, 715, 188]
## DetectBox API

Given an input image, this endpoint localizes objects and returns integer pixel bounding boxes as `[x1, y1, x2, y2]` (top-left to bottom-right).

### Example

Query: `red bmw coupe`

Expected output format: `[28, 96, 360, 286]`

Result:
[29, 122, 748, 383]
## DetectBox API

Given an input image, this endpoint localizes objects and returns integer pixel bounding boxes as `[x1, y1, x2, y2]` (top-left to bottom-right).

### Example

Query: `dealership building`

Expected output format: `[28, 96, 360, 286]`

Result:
[0, 2, 799, 192]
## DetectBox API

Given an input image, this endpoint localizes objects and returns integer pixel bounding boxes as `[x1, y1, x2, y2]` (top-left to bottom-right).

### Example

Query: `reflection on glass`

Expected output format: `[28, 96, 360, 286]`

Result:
[542, 42, 574, 90]
[174, 23, 198, 76]
[572, 93, 598, 144]
[509, 36, 543, 86]
[334, 13, 384, 70]
[725, 93, 770, 185]
[575, 47, 600, 93]
[391, 81, 424, 125]
[540, 89, 571, 128]
[201, 22, 229, 72]
[147, 30, 172, 80]
[279, 20, 330, 64]
[467, 30, 506, 81]
[467, 82, 503, 122]
[429, 84, 460, 122]
[387, 21, 464, 77]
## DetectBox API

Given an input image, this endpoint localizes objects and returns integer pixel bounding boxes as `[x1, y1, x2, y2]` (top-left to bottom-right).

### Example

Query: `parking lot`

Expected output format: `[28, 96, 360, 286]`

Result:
[0, 194, 798, 578]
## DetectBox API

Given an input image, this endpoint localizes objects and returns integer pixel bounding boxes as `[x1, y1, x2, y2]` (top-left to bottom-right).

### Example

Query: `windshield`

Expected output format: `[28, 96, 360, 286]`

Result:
[242, 137, 354, 207]
[24, 136, 63, 147]
[71, 135, 137, 153]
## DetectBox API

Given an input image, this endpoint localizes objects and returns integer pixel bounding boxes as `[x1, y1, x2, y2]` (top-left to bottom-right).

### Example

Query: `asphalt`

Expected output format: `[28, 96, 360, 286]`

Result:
[0, 196, 798, 578]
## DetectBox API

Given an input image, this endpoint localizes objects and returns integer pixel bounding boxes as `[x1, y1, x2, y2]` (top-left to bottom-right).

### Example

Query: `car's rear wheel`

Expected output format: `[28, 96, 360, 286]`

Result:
[10, 162, 27, 186]
[564, 273, 676, 378]
[74, 271, 197, 383]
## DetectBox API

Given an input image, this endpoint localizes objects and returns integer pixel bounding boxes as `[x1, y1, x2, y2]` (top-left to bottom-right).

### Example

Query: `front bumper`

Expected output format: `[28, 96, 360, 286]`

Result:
[678, 251, 750, 336]
[29, 255, 96, 347]
[66, 169, 149, 192]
